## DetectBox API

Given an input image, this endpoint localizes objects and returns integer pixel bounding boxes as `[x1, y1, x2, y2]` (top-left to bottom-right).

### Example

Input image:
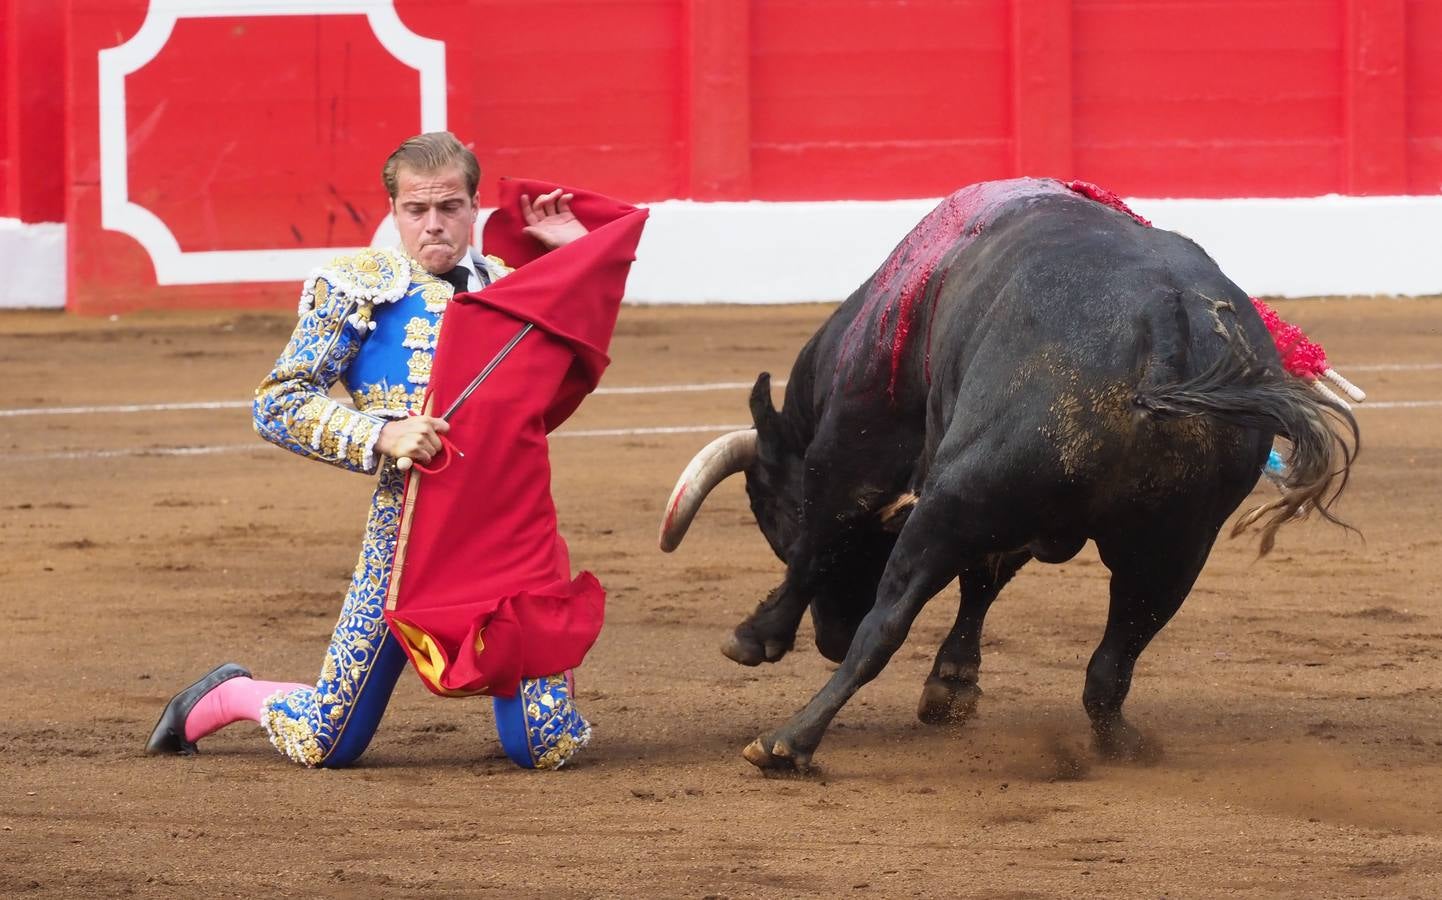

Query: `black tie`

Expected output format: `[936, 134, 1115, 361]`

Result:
[439, 266, 469, 294]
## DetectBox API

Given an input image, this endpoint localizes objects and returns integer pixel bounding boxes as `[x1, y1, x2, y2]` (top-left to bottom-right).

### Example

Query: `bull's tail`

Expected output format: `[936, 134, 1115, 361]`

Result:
[1133, 324, 1360, 556]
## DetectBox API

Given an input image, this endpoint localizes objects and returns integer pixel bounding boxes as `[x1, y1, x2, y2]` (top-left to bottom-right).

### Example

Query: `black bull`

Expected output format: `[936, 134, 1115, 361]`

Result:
[659, 178, 1358, 771]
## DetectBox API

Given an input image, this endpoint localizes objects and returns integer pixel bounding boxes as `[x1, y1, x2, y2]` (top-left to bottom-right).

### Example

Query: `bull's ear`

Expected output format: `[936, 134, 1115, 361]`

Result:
[749, 372, 781, 436]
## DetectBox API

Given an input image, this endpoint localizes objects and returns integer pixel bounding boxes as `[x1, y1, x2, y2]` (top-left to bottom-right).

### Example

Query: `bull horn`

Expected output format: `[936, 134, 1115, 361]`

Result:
[658, 429, 758, 552]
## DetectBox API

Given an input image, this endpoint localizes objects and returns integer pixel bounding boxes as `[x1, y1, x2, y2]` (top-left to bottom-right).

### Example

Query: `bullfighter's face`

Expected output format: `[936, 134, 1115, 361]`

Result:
[391, 163, 480, 275]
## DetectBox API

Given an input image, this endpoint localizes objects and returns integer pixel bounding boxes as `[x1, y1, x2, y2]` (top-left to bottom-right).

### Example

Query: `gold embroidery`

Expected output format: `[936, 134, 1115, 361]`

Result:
[407, 349, 433, 385]
[352, 252, 381, 281]
[403, 316, 439, 349]
[348, 303, 374, 331]
[259, 470, 406, 767]
[286, 396, 329, 449]
[301, 248, 410, 313]
[346, 417, 379, 470]
[328, 248, 403, 294]
[516, 674, 591, 770]
[281, 397, 381, 471]
[352, 382, 424, 415]
[484, 254, 514, 279]
[534, 731, 583, 771]
[421, 280, 450, 312]
[261, 704, 324, 767]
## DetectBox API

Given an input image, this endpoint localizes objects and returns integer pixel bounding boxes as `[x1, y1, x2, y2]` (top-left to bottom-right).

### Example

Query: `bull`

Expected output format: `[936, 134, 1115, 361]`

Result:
[659, 178, 1358, 771]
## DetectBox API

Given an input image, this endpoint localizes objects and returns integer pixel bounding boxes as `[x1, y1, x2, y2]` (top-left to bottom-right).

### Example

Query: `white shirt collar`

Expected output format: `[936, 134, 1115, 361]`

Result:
[454, 249, 482, 291]
[399, 247, 489, 291]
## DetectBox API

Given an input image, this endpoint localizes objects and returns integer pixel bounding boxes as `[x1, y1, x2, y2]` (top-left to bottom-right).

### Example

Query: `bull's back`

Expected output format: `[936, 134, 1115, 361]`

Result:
[923, 192, 1274, 528]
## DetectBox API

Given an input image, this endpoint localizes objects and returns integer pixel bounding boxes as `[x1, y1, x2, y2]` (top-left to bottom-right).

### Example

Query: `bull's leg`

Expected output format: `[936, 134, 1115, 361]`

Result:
[723, 579, 810, 666]
[1084, 525, 1218, 761]
[917, 551, 1030, 725]
[743, 495, 969, 770]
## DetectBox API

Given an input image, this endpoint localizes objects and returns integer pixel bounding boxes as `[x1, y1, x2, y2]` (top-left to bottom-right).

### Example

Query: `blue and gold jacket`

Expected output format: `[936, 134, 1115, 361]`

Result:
[253, 247, 511, 471]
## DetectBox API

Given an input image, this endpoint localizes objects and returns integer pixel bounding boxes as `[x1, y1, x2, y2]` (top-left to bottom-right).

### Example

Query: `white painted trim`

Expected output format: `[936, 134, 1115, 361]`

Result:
[0, 380, 782, 418]
[0, 400, 251, 417]
[1349, 362, 1442, 372]
[9, 425, 764, 463]
[0, 219, 66, 308]
[620, 194, 1442, 303]
[9, 399, 1434, 464]
[4, 367, 1435, 419]
[97, 0, 444, 285]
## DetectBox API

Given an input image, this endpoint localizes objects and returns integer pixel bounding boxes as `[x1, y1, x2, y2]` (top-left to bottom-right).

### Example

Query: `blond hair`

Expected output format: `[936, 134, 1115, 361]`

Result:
[381, 132, 480, 199]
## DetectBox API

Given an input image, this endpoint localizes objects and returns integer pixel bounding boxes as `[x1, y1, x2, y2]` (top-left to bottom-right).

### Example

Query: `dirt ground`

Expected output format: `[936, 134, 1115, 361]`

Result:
[1, 296, 1440, 898]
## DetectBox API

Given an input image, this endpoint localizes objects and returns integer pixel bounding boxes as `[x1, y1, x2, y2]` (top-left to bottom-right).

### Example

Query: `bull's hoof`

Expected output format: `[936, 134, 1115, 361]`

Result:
[1093, 719, 1163, 764]
[916, 677, 981, 726]
[721, 632, 765, 666]
[742, 734, 813, 772]
[721, 629, 790, 666]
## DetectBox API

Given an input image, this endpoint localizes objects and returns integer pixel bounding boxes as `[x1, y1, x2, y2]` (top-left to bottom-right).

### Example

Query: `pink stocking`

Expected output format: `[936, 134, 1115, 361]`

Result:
[184, 677, 307, 742]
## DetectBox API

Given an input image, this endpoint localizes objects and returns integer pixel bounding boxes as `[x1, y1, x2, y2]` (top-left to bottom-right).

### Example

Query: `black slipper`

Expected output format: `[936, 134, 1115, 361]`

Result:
[145, 663, 251, 755]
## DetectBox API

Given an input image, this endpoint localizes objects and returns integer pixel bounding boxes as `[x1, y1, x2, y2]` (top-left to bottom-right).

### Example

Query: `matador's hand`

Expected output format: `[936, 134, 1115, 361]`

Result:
[378, 416, 449, 470]
[521, 188, 588, 250]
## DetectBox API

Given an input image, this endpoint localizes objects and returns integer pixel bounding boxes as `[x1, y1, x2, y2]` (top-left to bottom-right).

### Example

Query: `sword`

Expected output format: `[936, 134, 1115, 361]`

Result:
[395, 322, 535, 473]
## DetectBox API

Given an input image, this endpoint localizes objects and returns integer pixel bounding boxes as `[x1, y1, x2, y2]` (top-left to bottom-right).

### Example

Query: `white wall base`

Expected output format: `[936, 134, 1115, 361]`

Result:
[1128, 195, 1442, 299]
[9, 196, 1441, 309]
[0, 219, 66, 309]
[622, 194, 1442, 303]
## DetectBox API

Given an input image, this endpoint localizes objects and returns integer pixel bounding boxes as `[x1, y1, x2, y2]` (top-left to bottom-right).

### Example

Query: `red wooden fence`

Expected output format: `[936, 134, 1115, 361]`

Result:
[2, 0, 1439, 312]
[2, 0, 66, 224]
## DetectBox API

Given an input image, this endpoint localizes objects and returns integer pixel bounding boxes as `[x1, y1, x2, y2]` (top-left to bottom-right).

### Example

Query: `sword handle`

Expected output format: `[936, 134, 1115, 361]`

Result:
[394, 322, 530, 474]
[395, 433, 458, 475]
[392, 408, 455, 473]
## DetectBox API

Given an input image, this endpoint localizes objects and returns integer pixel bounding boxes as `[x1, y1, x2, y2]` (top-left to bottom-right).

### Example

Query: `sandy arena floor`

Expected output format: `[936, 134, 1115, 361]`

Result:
[1, 297, 1440, 898]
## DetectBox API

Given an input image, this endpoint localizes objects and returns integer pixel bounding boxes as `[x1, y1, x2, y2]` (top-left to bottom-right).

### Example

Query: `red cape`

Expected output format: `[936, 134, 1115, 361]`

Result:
[384, 180, 648, 697]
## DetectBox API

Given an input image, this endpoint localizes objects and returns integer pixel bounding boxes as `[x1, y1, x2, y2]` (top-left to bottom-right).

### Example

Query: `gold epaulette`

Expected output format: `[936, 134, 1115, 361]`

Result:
[298, 247, 413, 316]
[483, 254, 514, 281]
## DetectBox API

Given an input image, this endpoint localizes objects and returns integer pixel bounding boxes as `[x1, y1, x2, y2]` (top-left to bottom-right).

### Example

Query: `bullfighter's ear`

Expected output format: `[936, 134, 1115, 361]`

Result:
[749, 372, 781, 435]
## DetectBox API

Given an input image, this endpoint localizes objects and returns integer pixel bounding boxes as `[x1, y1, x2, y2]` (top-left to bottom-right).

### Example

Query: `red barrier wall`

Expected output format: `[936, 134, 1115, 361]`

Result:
[1, 0, 9, 218]
[2, 0, 66, 223]
[1409, 0, 1442, 190]
[3, 0, 1439, 312]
